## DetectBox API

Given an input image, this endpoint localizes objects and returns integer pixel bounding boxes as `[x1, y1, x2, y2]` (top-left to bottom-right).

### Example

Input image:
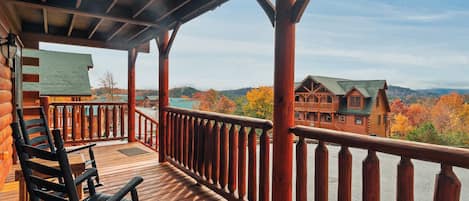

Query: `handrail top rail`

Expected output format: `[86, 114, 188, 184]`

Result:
[135, 109, 159, 125]
[163, 106, 273, 130]
[290, 125, 469, 169]
[50, 102, 127, 106]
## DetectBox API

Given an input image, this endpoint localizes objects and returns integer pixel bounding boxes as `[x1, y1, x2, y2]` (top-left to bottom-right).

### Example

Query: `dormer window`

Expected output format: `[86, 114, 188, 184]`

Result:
[327, 96, 333, 103]
[350, 96, 361, 107]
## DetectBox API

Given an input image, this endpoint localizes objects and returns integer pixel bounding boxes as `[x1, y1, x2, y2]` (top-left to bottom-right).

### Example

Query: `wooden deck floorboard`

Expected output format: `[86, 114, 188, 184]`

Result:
[0, 142, 224, 201]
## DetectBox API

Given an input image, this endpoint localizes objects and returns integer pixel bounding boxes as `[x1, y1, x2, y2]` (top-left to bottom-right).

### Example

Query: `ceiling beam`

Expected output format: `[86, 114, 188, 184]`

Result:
[20, 32, 150, 52]
[133, 0, 156, 19]
[127, 0, 191, 43]
[107, 23, 127, 41]
[88, 0, 117, 39]
[67, 0, 82, 37]
[42, 8, 48, 33]
[11, 0, 162, 28]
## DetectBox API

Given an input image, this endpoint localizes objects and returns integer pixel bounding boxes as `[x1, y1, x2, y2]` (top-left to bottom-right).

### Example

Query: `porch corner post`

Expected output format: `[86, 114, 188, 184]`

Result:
[272, 0, 296, 200]
[158, 31, 169, 163]
[128, 48, 138, 142]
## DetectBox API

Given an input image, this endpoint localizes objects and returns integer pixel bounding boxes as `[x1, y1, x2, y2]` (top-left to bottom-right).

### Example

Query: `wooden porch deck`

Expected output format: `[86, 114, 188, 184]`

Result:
[0, 142, 224, 201]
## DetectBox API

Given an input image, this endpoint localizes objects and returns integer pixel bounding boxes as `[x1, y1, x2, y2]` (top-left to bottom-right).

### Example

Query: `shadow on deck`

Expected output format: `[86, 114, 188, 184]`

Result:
[0, 143, 224, 201]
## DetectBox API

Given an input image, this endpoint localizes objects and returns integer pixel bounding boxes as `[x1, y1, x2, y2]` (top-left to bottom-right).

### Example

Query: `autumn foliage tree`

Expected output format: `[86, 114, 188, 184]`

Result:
[193, 89, 236, 114]
[242, 87, 273, 120]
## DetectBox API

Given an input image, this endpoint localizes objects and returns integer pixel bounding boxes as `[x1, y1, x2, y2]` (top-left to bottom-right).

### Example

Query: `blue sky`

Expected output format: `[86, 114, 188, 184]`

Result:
[40, 0, 469, 90]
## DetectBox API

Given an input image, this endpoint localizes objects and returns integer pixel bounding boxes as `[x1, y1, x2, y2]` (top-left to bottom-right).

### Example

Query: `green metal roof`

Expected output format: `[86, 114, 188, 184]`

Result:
[296, 75, 388, 115]
[22, 49, 93, 96]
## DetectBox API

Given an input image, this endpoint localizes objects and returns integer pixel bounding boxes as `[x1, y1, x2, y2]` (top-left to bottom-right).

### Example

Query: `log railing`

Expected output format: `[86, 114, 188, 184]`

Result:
[290, 125, 468, 201]
[136, 109, 158, 151]
[49, 102, 127, 144]
[162, 106, 273, 201]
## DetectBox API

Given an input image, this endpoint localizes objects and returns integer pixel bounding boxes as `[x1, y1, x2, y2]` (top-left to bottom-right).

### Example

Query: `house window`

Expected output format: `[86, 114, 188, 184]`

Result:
[377, 115, 381, 125]
[339, 115, 346, 123]
[355, 116, 363, 125]
[327, 96, 333, 103]
[307, 112, 315, 120]
[376, 96, 380, 107]
[295, 95, 300, 102]
[350, 96, 361, 107]
[295, 112, 300, 120]
[314, 96, 319, 103]
[321, 113, 332, 122]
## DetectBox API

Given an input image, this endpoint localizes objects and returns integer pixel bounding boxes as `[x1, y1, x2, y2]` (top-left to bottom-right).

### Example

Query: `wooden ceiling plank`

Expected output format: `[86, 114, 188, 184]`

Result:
[11, 1, 162, 28]
[88, 0, 117, 39]
[42, 8, 48, 34]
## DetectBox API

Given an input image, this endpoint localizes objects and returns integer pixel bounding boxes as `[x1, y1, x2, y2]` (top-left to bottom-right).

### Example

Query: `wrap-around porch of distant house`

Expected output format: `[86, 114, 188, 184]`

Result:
[0, 1, 468, 201]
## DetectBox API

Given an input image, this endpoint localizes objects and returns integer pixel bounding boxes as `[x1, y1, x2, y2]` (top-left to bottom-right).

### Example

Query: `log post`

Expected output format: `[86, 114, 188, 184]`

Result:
[272, 0, 296, 200]
[158, 31, 169, 162]
[128, 48, 138, 142]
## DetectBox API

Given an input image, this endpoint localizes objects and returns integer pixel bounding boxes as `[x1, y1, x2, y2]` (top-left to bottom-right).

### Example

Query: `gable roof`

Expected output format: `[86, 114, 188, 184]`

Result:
[296, 75, 388, 115]
[23, 49, 93, 96]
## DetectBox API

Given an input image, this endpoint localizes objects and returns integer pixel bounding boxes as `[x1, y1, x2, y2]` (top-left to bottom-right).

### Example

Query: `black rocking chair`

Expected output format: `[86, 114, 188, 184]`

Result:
[12, 122, 144, 201]
[17, 107, 103, 187]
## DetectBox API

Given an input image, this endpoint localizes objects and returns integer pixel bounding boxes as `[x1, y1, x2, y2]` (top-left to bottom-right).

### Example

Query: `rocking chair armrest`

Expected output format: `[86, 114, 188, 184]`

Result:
[66, 143, 97, 153]
[74, 168, 98, 186]
[107, 176, 144, 201]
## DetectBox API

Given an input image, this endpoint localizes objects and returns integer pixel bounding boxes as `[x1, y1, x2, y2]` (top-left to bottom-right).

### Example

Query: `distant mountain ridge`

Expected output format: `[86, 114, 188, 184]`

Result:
[94, 85, 469, 103]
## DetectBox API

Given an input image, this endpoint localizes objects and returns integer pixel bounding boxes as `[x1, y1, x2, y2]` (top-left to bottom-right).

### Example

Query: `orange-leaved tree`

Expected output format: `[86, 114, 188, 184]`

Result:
[431, 92, 464, 133]
[243, 87, 273, 120]
[193, 89, 236, 114]
[391, 113, 413, 137]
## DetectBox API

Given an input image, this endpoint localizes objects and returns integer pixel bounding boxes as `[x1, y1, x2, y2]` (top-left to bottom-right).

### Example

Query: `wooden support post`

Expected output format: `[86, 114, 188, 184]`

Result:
[157, 31, 169, 162]
[128, 48, 138, 142]
[272, 0, 296, 200]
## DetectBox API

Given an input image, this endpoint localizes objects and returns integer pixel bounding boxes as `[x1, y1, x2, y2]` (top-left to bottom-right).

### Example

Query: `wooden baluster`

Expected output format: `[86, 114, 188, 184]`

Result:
[397, 157, 413, 201]
[338, 146, 352, 201]
[184, 115, 190, 167]
[193, 117, 199, 172]
[81, 105, 86, 141]
[150, 120, 154, 146]
[198, 119, 205, 177]
[188, 116, 194, 170]
[62, 106, 68, 142]
[174, 114, 179, 162]
[97, 106, 102, 139]
[138, 114, 142, 141]
[72, 105, 76, 141]
[120, 105, 125, 138]
[259, 129, 270, 201]
[212, 121, 220, 185]
[248, 128, 257, 201]
[166, 112, 172, 157]
[53, 106, 59, 129]
[172, 113, 176, 159]
[180, 114, 185, 164]
[228, 124, 238, 194]
[205, 120, 213, 181]
[220, 123, 229, 190]
[315, 141, 328, 201]
[105, 106, 110, 138]
[144, 118, 148, 145]
[363, 150, 380, 201]
[433, 164, 461, 201]
[113, 105, 118, 138]
[238, 126, 248, 199]
[89, 105, 94, 140]
[296, 137, 307, 201]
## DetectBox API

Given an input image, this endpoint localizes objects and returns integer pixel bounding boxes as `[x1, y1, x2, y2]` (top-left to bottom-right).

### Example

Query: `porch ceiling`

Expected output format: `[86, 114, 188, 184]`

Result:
[2, 0, 228, 52]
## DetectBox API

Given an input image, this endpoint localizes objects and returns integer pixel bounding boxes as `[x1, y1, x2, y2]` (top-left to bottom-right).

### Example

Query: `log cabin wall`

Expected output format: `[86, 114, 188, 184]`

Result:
[0, 54, 14, 189]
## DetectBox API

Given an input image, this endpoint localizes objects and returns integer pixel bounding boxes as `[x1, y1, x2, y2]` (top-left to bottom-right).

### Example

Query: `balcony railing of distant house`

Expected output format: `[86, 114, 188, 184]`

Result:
[290, 125, 467, 201]
[136, 109, 159, 151]
[48, 102, 128, 144]
[295, 101, 339, 111]
[162, 106, 273, 201]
